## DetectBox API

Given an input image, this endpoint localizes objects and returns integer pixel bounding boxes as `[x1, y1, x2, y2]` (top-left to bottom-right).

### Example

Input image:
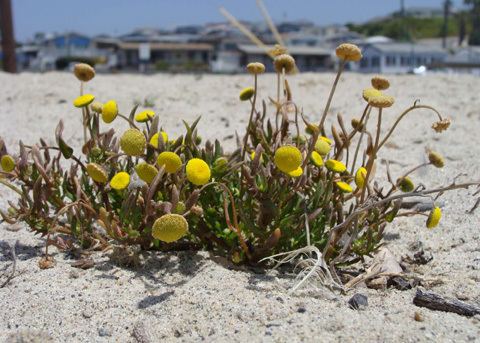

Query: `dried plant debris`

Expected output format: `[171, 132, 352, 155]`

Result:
[0, 43, 479, 294]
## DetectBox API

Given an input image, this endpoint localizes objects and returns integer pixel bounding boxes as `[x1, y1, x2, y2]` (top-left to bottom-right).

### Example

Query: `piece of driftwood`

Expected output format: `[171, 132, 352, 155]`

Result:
[413, 289, 480, 317]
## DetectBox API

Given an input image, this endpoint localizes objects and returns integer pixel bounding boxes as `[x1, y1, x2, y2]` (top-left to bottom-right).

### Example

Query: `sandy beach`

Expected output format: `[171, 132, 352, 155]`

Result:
[0, 71, 479, 342]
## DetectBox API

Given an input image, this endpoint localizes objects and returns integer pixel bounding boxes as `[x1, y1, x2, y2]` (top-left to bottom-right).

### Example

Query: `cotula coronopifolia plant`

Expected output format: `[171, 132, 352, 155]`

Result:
[0, 46, 478, 277]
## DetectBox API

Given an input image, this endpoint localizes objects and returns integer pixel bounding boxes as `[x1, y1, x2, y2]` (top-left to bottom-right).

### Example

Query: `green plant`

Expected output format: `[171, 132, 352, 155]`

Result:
[0, 44, 478, 288]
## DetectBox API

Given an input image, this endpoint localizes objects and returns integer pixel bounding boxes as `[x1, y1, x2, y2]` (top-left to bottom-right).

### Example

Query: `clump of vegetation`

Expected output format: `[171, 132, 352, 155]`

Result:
[0, 51, 478, 289]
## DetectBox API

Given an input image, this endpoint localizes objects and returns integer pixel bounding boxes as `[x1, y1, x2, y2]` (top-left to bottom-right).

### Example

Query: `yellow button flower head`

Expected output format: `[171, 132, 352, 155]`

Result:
[426, 206, 442, 229]
[0, 155, 15, 172]
[351, 118, 363, 131]
[336, 181, 353, 193]
[152, 213, 188, 243]
[273, 54, 296, 74]
[120, 129, 146, 156]
[369, 94, 395, 108]
[310, 151, 324, 167]
[362, 88, 383, 103]
[73, 94, 95, 108]
[157, 152, 182, 174]
[371, 75, 390, 90]
[73, 63, 95, 82]
[239, 87, 255, 101]
[354, 167, 368, 188]
[213, 156, 229, 173]
[101, 100, 118, 123]
[246, 62, 265, 75]
[274, 145, 302, 173]
[90, 101, 103, 113]
[305, 123, 320, 135]
[135, 163, 158, 184]
[110, 172, 130, 190]
[325, 159, 347, 173]
[86, 163, 108, 183]
[268, 44, 288, 57]
[186, 158, 211, 186]
[288, 167, 303, 178]
[428, 151, 444, 168]
[432, 118, 451, 133]
[315, 137, 331, 156]
[135, 110, 155, 123]
[397, 177, 414, 192]
[149, 131, 168, 148]
[336, 43, 362, 62]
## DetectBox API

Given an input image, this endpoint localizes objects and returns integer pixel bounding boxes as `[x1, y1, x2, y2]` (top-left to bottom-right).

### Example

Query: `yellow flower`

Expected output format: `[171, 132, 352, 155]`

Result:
[362, 88, 382, 102]
[336, 181, 353, 193]
[0, 155, 15, 172]
[101, 100, 118, 123]
[239, 87, 255, 101]
[152, 213, 188, 243]
[149, 131, 168, 148]
[325, 159, 347, 173]
[86, 163, 108, 183]
[250, 151, 264, 163]
[73, 94, 95, 108]
[273, 54, 296, 74]
[305, 123, 320, 135]
[428, 151, 444, 168]
[90, 101, 103, 113]
[426, 206, 442, 229]
[314, 137, 331, 156]
[319, 136, 333, 145]
[336, 43, 362, 62]
[73, 63, 95, 82]
[369, 94, 395, 108]
[135, 110, 155, 123]
[110, 172, 130, 190]
[268, 44, 288, 57]
[287, 167, 303, 178]
[274, 145, 302, 173]
[135, 163, 158, 184]
[157, 152, 182, 173]
[397, 177, 414, 192]
[213, 157, 229, 173]
[432, 119, 451, 133]
[120, 129, 146, 156]
[310, 151, 324, 167]
[186, 158, 211, 186]
[351, 118, 364, 131]
[246, 62, 265, 75]
[354, 167, 368, 188]
[371, 75, 390, 90]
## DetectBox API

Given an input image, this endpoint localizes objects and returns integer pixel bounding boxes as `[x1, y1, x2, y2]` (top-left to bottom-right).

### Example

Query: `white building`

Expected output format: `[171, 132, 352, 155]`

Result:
[356, 42, 448, 74]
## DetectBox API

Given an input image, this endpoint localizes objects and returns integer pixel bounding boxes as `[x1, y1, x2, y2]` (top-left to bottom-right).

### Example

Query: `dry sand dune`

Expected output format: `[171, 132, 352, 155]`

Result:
[0, 71, 479, 342]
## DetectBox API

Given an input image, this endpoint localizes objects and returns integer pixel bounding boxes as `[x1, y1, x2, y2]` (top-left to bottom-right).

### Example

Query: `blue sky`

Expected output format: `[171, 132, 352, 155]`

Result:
[13, 0, 465, 41]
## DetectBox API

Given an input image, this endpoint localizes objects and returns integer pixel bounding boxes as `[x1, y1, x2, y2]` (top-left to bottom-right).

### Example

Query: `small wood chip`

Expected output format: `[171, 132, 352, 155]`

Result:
[413, 288, 480, 317]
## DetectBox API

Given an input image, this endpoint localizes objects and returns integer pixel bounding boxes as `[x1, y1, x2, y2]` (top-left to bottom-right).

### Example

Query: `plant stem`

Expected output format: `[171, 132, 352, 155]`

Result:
[361, 108, 382, 203]
[118, 113, 140, 130]
[241, 74, 258, 160]
[378, 104, 444, 150]
[318, 61, 345, 133]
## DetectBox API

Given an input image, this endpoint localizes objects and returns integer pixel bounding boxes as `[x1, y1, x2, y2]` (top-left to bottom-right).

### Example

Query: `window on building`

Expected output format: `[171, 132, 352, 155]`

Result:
[386, 55, 396, 66]
[360, 57, 369, 68]
[371, 56, 380, 67]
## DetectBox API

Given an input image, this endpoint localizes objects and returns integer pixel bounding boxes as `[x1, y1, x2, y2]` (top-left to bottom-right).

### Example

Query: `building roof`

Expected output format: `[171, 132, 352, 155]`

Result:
[362, 42, 447, 55]
[237, 44, 331, 56]
[119, 42, 213, 51]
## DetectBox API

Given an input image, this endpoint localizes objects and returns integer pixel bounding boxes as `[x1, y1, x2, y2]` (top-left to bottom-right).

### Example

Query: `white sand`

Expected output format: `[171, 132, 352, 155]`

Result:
[0, 71, 479, 342]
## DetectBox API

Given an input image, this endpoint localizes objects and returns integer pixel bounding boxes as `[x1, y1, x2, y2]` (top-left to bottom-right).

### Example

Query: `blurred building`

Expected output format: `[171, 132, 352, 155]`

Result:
[356, 42, 448, 74]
